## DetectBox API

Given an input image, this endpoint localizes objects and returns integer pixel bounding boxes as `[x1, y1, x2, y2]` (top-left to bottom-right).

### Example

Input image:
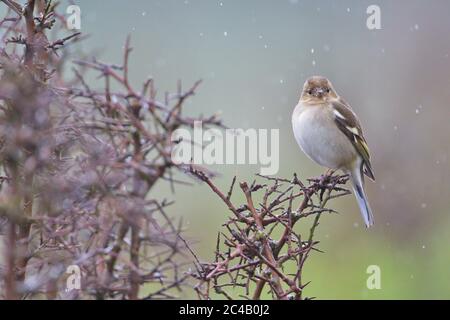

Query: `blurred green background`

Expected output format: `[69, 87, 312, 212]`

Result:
[63, 0, 450, 299]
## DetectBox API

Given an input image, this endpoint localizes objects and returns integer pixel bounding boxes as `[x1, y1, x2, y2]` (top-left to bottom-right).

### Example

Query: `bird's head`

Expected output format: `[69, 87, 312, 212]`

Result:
[300, 76, 338, 103]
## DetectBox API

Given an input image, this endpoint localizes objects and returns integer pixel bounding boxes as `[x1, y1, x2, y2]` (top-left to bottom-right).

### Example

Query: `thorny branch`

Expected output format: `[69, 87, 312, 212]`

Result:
[0, 0, 223, 300]
[0, 0, 352, 301]
[189, 170, 350, 300]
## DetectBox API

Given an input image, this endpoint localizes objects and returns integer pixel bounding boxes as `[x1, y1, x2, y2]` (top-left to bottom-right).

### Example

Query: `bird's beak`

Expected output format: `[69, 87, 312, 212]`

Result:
[312, 87, 325, 97]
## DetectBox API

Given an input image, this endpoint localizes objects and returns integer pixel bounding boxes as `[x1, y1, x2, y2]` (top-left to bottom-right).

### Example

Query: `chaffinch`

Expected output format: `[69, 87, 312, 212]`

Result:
[292, 76, 375, 227]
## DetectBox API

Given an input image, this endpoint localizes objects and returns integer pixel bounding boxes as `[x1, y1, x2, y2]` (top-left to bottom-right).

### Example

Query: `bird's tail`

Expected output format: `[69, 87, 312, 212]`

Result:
[349, 165, 374, 228]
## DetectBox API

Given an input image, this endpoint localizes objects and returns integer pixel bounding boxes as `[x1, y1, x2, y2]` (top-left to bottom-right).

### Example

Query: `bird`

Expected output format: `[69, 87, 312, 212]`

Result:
[291, 76, 375, 227]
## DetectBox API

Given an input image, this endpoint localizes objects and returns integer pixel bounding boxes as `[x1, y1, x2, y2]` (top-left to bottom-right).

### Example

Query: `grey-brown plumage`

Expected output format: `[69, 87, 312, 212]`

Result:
[292, 76, 375, 227]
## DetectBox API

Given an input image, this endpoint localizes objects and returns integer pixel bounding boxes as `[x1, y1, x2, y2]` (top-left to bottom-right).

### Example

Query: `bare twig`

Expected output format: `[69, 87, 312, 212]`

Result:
[191, 172, 350, 300]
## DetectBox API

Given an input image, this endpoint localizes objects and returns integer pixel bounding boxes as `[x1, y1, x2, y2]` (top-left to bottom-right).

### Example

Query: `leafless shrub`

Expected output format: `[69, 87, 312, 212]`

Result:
[189, 171, 350, 300]
[0, 0, 222, 299]
[0, 1, 351, 300]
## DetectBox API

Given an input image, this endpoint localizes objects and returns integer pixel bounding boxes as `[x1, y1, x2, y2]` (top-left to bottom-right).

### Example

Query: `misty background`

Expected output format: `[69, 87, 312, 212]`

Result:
[54, 0, 450, 299]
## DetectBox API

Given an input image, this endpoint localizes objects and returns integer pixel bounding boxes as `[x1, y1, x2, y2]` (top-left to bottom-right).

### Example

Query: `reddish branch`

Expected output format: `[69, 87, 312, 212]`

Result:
[0, 1, 351, 301]
[0, 1, 223, 300]
[189, 171, 350, 300]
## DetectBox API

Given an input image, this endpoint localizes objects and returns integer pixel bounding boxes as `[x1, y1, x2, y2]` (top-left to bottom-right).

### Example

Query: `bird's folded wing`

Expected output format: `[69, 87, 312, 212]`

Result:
[331, 99, 375, 181]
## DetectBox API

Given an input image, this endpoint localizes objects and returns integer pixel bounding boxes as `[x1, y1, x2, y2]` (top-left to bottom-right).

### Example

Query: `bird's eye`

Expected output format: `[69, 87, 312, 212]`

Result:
[326, 88, 330, 93]
[308, 90, 313, 95]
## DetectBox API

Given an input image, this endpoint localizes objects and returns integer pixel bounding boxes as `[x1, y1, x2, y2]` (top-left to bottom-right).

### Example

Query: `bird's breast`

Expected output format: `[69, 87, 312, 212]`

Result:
[291, 103, 356, 169]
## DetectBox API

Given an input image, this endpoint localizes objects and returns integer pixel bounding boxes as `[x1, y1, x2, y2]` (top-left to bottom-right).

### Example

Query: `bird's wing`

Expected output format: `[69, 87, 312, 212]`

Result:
[331, 98, 375, 181]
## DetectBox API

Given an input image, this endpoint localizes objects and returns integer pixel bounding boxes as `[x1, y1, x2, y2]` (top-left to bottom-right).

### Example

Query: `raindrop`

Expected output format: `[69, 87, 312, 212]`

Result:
[223, 31, 228, 36]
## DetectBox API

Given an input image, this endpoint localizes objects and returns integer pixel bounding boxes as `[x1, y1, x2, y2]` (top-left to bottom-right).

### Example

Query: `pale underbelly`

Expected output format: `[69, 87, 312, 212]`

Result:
[292, 109, 356, 170]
